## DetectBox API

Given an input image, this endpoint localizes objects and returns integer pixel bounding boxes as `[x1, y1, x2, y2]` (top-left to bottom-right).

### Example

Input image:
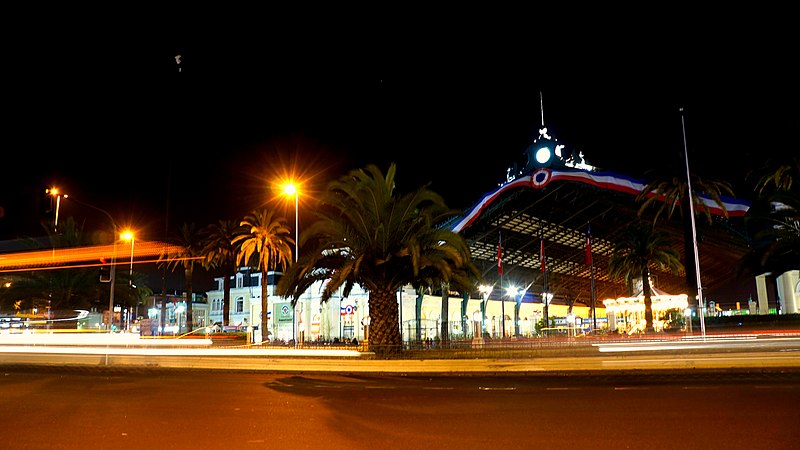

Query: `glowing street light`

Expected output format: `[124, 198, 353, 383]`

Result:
[502, 286, 520, 339]
[120, 230, 135, 288]
[478, 284, 492, 338]
[542, 292, 553, 336]
[45, 188, 66, 232]
[55, 191, 119, 332]
[282, 182, 299, 262]
[283, 181, 300, 346]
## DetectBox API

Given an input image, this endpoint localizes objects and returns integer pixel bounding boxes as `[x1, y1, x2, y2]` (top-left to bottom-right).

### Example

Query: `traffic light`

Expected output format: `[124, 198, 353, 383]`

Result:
[99, 258, 111, 282]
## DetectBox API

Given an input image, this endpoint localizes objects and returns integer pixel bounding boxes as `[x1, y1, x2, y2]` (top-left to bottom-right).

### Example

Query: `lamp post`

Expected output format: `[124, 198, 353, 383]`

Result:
[120, 230, 135, 287]
[478, 284, 492, 339]
[57, 193, 120, 332]
[507, 286, 522, 339]
[283, 182, 299, 263]
[542, 292, 553, 336]
[45, 188, 63, 232]
[283, 182, 299, 346]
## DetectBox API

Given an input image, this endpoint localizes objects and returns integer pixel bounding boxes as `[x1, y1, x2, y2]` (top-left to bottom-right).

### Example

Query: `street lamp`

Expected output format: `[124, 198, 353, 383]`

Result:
[282, 182, 299, 263]
[120, 230, 135, 287]
[504, 286, 519, 339]
[57, 192, 119, 332]
[478, 284, 492, 338]
[45, 188, 64, 232]
[542, 292, 553, 336]
[283, 182, 299, 346]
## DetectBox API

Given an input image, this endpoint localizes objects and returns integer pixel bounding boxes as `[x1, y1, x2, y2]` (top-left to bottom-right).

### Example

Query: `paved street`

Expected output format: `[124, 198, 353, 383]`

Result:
[1, 334, 800, 376]
[2, 368, 799, 449]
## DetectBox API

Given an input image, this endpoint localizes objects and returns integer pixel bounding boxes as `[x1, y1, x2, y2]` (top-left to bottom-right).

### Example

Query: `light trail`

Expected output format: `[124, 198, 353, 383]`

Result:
[0, 241, 194, 272]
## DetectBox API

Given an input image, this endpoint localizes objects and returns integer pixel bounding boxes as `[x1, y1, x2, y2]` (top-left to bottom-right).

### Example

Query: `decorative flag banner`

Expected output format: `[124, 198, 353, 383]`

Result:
[539, 237, 545, 273]
[450, 168, 751, 233]
[585, 223, 593, 266]
[497, 234, 503, 276]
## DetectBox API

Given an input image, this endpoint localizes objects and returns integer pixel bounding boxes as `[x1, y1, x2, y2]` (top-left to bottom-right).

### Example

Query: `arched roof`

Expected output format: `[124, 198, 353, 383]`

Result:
[449, 166, 752, 310]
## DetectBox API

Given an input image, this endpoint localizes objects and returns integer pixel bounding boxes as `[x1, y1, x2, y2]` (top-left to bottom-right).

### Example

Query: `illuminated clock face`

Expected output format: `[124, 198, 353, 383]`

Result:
[535, 146, 552, 164]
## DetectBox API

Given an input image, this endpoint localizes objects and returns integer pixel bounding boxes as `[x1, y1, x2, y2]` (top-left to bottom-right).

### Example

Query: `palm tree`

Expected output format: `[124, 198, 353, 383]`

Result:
[738, 156, 800, 287]
[200, 219, 242, 327]
[608, 221, 683, 332]
[636, 172, 736, 308]
[232, 209, 294, 342]
[741, 192, 800, 279]
[276, 163, 479, 356]
[160, 222, 204, 333]
[749, 156, 799, 196]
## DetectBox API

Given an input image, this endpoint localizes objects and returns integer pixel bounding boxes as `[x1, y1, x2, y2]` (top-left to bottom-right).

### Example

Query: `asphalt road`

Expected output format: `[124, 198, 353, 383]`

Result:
[2, 335, 800, 375]
[2, 369, 798, 450]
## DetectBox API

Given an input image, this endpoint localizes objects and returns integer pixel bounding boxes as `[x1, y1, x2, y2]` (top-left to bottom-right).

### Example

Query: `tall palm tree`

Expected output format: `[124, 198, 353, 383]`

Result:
[608, 221, 683, 332]
[749, 156, 799, 196]
[200, 219, 242, 327]
[738, 156, 799, 287]
[276, 164, 479, 356]
[160, 222, 204, 333]
[741, 192, 800, 279]
[636, 172, 736, 308]
[232, 209, 294, 342]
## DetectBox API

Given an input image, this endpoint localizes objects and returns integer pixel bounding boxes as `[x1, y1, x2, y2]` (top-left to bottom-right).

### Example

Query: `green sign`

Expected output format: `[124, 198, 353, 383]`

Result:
[275, 302, 294, 322]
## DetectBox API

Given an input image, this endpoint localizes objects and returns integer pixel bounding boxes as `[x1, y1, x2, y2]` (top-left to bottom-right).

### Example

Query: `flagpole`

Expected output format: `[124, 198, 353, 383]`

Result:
[498, 232, 505, 339]
[588, 222, 596, 331]
[541, 234, 548, 333]
[681, 107, 706, 339]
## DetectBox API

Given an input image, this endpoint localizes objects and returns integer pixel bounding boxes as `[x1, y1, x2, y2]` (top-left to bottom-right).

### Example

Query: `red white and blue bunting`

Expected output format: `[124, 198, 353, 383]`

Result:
[450, 168, 751, 233]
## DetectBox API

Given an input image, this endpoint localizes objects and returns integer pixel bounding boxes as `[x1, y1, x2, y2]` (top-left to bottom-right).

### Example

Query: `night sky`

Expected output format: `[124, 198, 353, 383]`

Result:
[2, 14, 796, 246]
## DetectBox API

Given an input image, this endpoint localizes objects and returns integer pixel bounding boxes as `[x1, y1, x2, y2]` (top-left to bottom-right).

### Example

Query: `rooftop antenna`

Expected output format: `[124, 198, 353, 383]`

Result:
[540, 91, 545, 127]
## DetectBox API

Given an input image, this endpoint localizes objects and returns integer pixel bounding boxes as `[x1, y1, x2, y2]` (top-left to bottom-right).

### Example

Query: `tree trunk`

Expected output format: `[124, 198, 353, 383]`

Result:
[261, 269, 269, 343]
[222, 263, 232, 327]
[682, 196, 699, 312]
[185, 265, 194, 332]
[440, 282, 449, 344]
[160, 267, 167, 336]
[461, 293, 468, 339]
[415, 289, 423, 343]
[642, 267, 654, 332]
[369, 286, 401, 357]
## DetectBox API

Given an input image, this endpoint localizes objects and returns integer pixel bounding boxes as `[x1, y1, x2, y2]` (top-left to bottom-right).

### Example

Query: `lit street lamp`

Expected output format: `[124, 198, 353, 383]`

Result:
[120, 230, 135, 287]
[45, 188, 64, 232]
[478, 284, 492, 338]
[542, 292, 553, 336]
[283, 182, 300, 346]
[56, 191, 120, 332]
[282, 182, 299, 263]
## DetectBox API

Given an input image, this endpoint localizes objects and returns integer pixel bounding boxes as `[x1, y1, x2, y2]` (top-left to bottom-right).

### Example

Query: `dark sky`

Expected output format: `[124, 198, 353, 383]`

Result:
[2, 14, 797, 244]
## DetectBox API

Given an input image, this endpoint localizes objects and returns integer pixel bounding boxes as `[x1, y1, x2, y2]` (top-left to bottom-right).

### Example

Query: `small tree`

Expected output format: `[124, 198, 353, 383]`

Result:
[608, 221, 683, 332]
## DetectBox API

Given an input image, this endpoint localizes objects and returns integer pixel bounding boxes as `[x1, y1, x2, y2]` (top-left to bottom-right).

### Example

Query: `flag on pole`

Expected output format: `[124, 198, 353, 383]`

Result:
[497, 234, 503, 276]
[539, 237, 545, 273]
[585, 223, 593, 266]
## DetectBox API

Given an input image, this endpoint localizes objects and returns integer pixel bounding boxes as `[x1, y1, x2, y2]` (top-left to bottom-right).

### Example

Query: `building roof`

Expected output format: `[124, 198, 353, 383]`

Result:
[450, 164, 752, 310]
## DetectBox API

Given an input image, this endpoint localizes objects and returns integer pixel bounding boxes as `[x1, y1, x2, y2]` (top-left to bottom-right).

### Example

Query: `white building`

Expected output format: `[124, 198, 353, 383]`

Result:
[205, 268, 370, 343]
[205, 268, 606, 344]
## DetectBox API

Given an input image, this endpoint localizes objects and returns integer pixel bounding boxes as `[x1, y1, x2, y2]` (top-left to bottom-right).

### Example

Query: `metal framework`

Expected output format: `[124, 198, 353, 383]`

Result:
[453, 172, 751, 311]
